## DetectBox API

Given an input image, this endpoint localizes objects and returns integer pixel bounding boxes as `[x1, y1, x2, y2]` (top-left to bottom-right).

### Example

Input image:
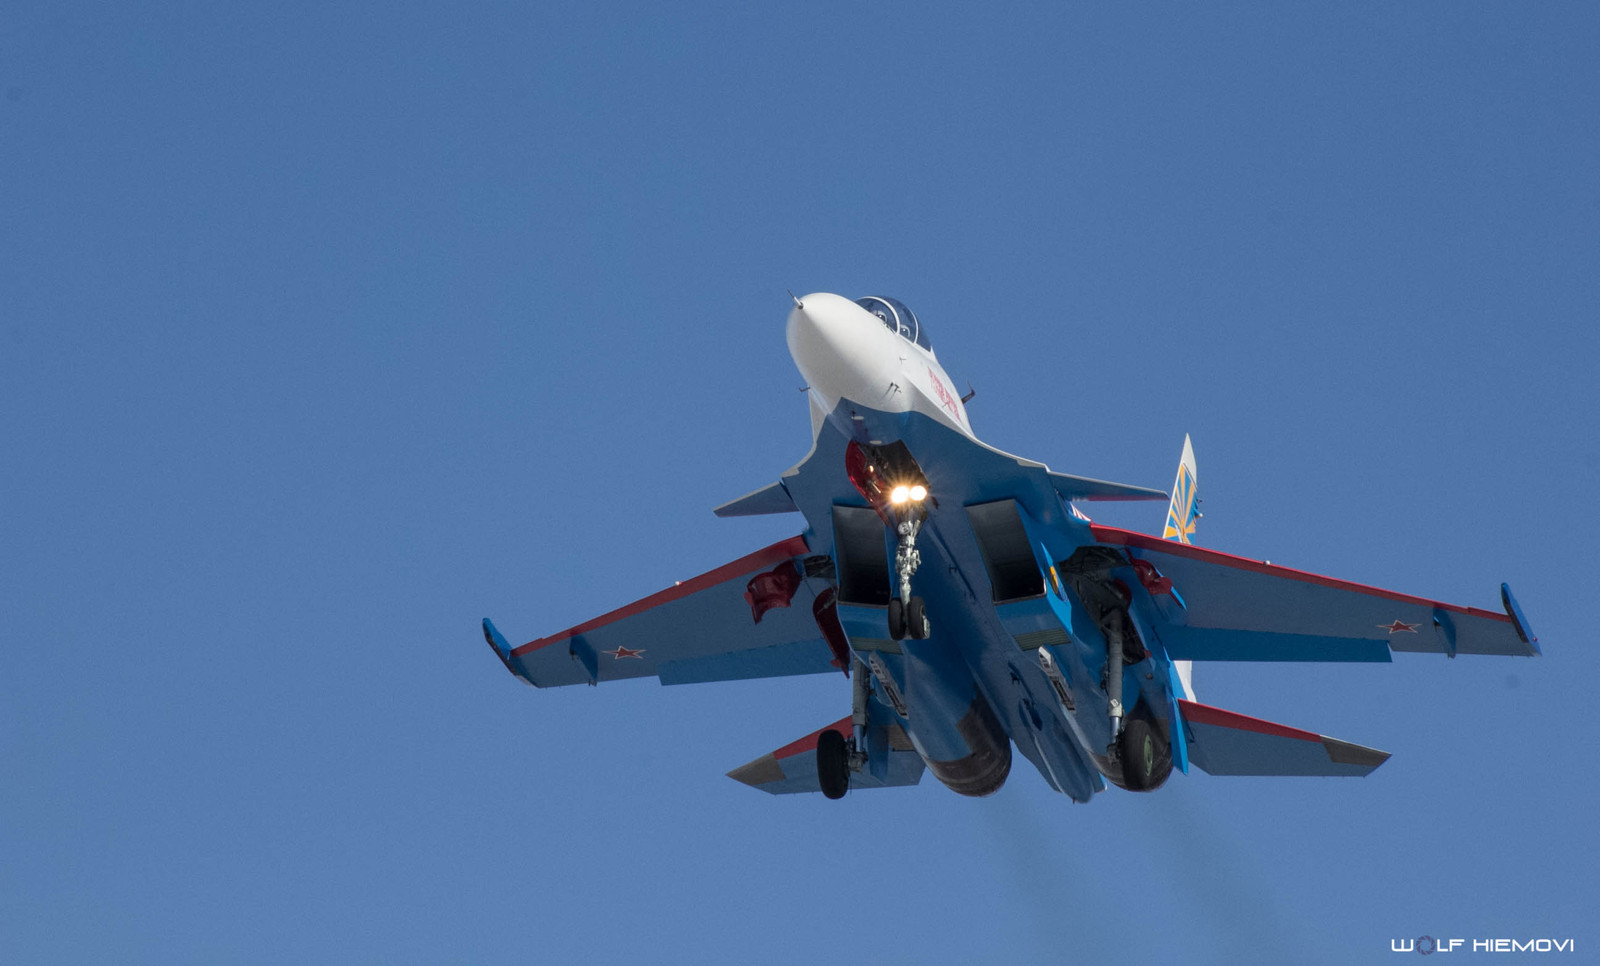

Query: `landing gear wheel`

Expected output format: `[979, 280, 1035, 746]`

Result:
[817, 728, 850, 800]
[887, 597, 906, 641]
[907, 596, 930, 639]
[1117, 714, 1173, 792]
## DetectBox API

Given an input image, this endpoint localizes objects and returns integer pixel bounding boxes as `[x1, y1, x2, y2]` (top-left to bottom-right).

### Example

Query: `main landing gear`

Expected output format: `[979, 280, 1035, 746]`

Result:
[817, 648, 874, 799]
[1117, 707, 1173, 792]
[1058, 546, 1176, 792]
[1060, 546, 1155, 753]
[817, 728, 851, 799]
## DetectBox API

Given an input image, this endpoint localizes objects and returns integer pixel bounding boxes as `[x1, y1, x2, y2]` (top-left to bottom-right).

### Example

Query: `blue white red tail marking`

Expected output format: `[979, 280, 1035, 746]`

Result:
[1162, 434, 1199, 544]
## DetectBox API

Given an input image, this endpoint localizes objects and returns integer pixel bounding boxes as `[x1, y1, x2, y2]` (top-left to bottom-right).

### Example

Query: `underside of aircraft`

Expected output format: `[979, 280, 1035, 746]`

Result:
[482, 293, 1539, 802]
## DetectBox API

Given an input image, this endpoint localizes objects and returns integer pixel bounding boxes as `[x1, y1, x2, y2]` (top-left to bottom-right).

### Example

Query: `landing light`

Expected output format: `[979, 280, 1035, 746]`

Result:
[889, 484, 926, 505]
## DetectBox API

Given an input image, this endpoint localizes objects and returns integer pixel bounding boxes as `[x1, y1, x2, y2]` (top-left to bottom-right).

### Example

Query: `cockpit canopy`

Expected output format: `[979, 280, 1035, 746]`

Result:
[856, 296, 932, 352]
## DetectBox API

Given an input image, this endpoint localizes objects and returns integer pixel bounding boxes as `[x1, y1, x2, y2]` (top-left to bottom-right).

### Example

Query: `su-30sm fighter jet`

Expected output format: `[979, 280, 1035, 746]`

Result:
[483, 293, 1540, 801]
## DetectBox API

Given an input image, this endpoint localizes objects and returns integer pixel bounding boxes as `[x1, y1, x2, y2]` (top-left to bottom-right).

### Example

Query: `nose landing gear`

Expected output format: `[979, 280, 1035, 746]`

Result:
[843, 440, 933, 642]
[887, 595, 930, 641]
[889, 518, 931, 641]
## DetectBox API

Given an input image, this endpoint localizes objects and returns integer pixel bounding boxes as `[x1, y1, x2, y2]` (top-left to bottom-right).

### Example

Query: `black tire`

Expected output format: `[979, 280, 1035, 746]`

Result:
[817, 728, 850, 800]
[1118, 713, 1173, 792]
[907, 596, 930, 639]
[887, 597, 906, 641]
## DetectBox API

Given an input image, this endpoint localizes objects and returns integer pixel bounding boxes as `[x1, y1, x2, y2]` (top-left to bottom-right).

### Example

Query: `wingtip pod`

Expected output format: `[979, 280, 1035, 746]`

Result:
[1500, 584, 1541, 655]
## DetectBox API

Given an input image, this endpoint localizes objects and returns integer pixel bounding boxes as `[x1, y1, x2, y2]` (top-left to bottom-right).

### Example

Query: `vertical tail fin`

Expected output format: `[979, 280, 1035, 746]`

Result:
[1161, 434, 1199, 544]
[1163, 435, 1198, 698]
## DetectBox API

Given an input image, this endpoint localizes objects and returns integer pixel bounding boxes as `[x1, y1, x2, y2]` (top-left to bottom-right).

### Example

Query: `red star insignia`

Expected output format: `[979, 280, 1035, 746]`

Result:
[604, 645, 646, 659]
[1379, 620, 1420, 634]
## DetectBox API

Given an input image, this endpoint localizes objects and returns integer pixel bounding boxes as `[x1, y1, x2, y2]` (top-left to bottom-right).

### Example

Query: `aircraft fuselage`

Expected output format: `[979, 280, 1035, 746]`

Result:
[784, 292, 1177, 800]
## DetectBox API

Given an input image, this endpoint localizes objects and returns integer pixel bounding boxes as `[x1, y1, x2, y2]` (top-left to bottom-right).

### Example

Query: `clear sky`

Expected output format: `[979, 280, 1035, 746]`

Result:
[3, 3, 1596, 963]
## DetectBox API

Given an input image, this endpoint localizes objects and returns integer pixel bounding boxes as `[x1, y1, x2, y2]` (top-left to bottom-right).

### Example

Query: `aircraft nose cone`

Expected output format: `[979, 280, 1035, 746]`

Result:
[784, 300, 817, 352]
[785, 292, 860, 372]
[786, 292, 899, 409]
[786, 293, 850, 383]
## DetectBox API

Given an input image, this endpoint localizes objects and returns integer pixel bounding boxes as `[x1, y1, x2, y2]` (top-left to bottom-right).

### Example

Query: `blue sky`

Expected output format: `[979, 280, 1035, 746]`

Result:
[3, 3, 1596, 963]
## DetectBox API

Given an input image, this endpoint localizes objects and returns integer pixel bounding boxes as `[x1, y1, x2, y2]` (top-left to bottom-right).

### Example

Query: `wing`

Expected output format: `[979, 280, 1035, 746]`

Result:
[1090, 525, 1539, 661]
[485, 535, 850, 688]
[726, 716, 926, 795]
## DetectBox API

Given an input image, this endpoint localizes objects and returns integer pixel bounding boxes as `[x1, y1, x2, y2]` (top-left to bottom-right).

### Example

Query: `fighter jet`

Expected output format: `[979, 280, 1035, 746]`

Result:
[482, 293, 1539, 801]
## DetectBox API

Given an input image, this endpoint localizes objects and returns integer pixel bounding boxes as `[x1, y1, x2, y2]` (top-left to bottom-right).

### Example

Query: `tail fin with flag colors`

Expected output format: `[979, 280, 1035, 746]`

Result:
[1164, 435, 1198, 699]
[1162, 434, 1199, 543]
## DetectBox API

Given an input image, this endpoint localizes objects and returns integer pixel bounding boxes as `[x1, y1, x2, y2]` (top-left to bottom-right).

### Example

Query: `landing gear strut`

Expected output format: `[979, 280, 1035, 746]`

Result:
[843, 440, 932, 642]
[817, 657, 874, 799]
[892, 515, 931, 639]
[887, 515, 930, 640]
[1059, 547, 1148, 751]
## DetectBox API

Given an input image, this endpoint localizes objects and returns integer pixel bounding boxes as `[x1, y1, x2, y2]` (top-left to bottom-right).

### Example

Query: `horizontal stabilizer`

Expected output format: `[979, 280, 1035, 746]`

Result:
[1179, 700, 1390, 777]
[1049, 472, 1169, 503]
[713, 481, 798, 517]
[727, 717, 925, 795]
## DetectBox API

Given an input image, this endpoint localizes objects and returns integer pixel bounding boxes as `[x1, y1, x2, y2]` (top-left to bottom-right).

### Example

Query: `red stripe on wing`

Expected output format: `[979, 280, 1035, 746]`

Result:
[1089, 524, 1510, 624]
[774, 716, 854, 760]
[1178, 700, 1320, 742]
[510, 534, 811, 658]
